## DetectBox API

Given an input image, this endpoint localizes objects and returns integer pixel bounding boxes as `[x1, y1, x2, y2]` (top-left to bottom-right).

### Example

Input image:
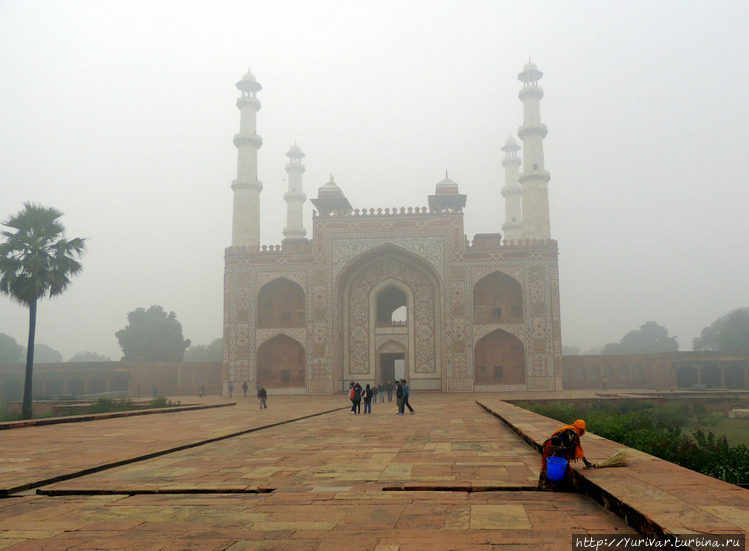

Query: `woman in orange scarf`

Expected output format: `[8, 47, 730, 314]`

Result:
[538, 419, 594, 490]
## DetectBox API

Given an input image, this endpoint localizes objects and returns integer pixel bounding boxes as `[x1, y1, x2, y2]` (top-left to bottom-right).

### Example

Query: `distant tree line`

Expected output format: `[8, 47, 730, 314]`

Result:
[564, 307, 749, 356]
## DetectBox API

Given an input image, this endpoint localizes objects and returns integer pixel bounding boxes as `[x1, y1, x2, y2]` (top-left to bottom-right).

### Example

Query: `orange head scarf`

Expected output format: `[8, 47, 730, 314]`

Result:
[573, 419, 586, 436]
[550, 419, 587, 461]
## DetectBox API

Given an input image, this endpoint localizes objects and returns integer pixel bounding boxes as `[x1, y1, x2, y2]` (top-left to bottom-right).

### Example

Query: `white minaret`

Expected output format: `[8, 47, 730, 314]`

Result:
[501, 135, 523, 242]
[283, 143, 307, 240]
[517, 60, 551, 240]
[231, 68, 263, 248]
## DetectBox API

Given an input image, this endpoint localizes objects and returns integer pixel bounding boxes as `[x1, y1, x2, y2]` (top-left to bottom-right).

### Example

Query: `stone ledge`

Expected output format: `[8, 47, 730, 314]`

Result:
[476, 398, 749, 539]
[0, 402, 236, 431]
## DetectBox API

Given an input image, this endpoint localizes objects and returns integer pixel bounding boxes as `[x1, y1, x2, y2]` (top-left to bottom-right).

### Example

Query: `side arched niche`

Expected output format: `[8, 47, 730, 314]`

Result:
[256, 334, 305, 389]
[473, 271, 523, 325]
[474, 329, 525, 385]
[257, 278, 306, 329]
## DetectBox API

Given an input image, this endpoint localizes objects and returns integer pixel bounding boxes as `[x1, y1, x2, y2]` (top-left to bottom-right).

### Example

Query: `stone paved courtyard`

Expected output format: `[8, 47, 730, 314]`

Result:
[0, 393, 745, 550]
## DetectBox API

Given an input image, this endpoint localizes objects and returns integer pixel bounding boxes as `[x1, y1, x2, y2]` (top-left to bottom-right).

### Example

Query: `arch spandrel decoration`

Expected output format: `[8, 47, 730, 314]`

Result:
[473, 323, 526, 346]
[472, 266, 524, 287]
[333, 237, 444, 275]
[256, 328, 306, 349]
[256, 271, 306, 290]
[377, 339, 408, 354]
[376, 334, 408, 351]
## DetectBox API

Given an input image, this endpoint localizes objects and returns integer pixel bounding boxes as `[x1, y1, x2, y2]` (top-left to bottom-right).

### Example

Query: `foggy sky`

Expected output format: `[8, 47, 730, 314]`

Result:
[1, 1, 748, 360]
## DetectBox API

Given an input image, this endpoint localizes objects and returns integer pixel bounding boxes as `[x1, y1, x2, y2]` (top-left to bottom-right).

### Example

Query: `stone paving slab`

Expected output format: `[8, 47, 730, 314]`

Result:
[0, 394, 637, 549]
[41, 394, 541, 493]
[0, 491, 635, 550]
[476, 398, 749, 539]
[0, 396, 345, 495]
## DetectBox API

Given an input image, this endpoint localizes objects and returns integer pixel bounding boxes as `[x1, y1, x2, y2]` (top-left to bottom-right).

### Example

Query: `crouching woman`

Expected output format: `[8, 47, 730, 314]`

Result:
[538, 419, 594, 491]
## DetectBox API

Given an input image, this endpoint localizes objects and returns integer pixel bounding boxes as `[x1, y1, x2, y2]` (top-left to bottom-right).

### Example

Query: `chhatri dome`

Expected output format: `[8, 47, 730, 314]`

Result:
[435, 171, 459, 196]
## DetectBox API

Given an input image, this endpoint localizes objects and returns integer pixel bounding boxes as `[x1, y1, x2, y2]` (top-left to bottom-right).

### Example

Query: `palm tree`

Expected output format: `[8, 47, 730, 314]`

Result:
[0, 203, 86, 419]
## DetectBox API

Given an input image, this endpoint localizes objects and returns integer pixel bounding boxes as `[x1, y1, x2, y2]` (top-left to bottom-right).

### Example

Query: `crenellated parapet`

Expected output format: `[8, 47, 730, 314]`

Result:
[465, 235, 558, 250]
[500, 238, 558, 249]
[225, 239, 314, 257]
[313, 206, 464, 218]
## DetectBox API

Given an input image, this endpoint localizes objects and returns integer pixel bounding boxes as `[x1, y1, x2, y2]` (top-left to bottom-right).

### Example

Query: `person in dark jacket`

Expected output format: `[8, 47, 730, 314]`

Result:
[352, 382, 362, 414]
[363, 384, 373, 414]
[395, 380, 404, 414]
[258, 386, 267, 409]
[377, 381, 385, 403]
[401, 379, 415, 414]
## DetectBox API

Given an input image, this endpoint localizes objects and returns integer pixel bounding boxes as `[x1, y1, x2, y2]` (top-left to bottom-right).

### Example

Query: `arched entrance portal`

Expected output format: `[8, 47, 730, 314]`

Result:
[377, 339, 408, 384]
[337, 245, 442, 391]
[256, 334, 305, 389]
[474, 329, 525, 386]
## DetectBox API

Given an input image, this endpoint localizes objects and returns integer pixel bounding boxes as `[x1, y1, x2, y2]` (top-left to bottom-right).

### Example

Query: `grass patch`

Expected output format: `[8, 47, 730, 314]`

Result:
[1, 396, 182, 422]
[686, 414, 749, 447]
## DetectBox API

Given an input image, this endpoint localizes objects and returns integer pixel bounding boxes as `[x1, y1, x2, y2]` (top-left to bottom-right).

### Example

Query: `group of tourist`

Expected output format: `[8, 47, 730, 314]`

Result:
[348, 379, 415, 415]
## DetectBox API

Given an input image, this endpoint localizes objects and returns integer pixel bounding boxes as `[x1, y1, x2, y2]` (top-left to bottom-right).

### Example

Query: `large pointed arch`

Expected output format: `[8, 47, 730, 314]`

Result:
[474, 328, 525, 385]
[256, 334, 306, 389]
[334, 243, 443, 391]
[473, 271, 523, 324]
[257, 277, 306, 329]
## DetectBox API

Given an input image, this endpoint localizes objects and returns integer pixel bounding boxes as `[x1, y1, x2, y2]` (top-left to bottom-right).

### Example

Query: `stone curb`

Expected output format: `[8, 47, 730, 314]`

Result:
[0, 402, 236, 431]
[0, 406, 348, 496]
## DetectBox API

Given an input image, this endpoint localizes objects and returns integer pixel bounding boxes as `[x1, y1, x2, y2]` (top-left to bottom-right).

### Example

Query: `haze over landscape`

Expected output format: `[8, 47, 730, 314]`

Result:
[1, 1, 748, 361]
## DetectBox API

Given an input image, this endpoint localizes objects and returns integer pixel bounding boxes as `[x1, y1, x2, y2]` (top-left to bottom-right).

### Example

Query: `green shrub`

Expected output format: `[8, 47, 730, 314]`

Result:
[89, 397, 135, 414]
[151, 396, 180, 408]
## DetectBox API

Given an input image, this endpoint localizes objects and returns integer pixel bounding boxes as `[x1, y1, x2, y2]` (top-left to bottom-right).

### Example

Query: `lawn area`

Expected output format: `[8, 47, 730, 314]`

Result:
[687, 414, 749, 447]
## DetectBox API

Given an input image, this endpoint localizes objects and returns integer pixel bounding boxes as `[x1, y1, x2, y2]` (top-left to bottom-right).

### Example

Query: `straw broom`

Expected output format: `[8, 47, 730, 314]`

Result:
[593, 451, 628, 468]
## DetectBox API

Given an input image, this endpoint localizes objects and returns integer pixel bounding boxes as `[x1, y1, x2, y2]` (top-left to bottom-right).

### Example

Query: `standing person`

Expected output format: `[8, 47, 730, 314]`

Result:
[152, 385, 158, 399]
[353, 381, 363, 414]
[242, 381, 248, 398]
[387, 380, 394, 402]
[401, 379, 415, 414]
[395, 380, 404, 415]
[371, 383, 378, 406]
[258, 385, 267, 409]
[602, 377, 607, 391]
[228, 381, 234, 398]
[349, 382, 356, 414]
[378, 381, 385, 403]
[363, 384, 373, 414]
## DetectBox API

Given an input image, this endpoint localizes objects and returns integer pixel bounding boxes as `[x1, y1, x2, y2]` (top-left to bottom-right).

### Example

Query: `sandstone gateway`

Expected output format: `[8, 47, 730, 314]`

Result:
[223, 62, 561, 395]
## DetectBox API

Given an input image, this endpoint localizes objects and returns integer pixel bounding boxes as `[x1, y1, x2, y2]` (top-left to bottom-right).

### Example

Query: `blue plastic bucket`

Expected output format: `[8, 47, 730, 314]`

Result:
[546, 455, 568, 481]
